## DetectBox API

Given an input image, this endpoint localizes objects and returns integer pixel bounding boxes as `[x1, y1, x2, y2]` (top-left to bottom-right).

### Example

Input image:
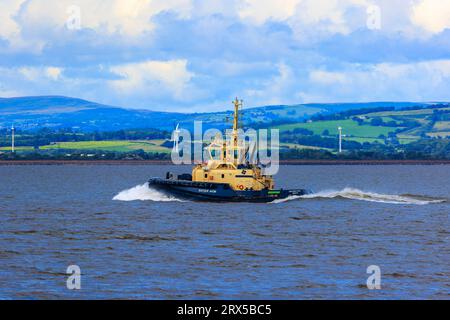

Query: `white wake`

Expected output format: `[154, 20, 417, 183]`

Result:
[113, 183, 184, 202]
[113, 184, 445, 205]
[272, 187, 446, 205]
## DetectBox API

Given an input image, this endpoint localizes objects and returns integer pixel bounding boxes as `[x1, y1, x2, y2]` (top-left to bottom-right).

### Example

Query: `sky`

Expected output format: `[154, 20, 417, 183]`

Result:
[0, 0, 450, 112]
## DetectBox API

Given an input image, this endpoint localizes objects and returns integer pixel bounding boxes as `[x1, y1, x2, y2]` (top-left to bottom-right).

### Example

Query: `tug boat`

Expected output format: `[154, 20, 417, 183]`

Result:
[148, 98, 310, 202]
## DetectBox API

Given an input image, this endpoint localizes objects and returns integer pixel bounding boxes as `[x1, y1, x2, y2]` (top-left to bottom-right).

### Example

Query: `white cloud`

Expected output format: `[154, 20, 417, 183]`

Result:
[310, 70, 347, 84]
[1, 1, 450, 109]
[306, 60, 450, 102]
[244, 62, 301, 105]
[3, 0, 448, 53]
[411, 0, 450, 33]
[0, 87, 22, 97]
[0, 0, 28, 48]
[0, 0, 23, 38]
[288, 0, 373, 40]
[238, 0, 301, 24]
[2, 0, 375, 49]
[238, 0, 372, 39]
[19, 66, 63, 81]
[18, 67, 40, 81]
[109, 59, 194, 100]
[19, 0, 192, 37]
[45, 67, 63, 80]
[0, 65, 66, 98]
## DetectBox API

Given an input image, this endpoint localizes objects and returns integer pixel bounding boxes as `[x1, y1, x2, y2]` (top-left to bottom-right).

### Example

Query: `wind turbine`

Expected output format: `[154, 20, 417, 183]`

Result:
[172, 123, 181, 153]
[11, 124, 15, 153]
[338, 126, 346, 153]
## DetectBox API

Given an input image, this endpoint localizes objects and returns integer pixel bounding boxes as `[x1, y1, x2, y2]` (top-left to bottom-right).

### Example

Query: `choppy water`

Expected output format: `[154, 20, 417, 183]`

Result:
[0, 165, 448, 299]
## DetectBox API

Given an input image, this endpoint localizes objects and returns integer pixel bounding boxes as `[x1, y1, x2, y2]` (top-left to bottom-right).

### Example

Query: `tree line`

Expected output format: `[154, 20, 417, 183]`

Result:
[0, 128, 171, 148]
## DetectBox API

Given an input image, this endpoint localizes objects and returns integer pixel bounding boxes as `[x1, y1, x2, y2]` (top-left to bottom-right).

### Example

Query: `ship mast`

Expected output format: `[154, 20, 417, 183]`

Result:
[233, 97, 241, 132]
[232, 97, 242, 164]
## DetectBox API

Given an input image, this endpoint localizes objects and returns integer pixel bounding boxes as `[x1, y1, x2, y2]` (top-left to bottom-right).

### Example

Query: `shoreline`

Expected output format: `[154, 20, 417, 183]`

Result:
[1, 160, 450, 166]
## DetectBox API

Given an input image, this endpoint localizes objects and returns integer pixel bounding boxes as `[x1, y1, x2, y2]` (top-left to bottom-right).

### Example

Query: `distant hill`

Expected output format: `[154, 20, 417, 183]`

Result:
[1, 97, 449, 159]
[0, 95, 438, 132]
[273, 102, 450, 150]
[0, 96, 110, 114]
[0, 96, 185, 132]
[0, 95, 321, 132]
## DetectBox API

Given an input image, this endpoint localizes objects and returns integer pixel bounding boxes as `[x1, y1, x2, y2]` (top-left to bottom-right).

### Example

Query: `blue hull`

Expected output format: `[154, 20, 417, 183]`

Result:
[148, 178, 310, 203]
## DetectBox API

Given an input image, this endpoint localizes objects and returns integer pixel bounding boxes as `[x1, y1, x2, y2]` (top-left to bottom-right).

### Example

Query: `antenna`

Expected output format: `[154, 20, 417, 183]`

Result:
[338, 126, 343, 153]
[11, 124, 15, 153]
[239, 99, 244, 129]
[173, 123, 180, 153]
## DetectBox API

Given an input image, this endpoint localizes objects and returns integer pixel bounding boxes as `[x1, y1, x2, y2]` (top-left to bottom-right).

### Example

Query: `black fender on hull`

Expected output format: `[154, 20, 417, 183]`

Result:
[148, 178, 311, 203]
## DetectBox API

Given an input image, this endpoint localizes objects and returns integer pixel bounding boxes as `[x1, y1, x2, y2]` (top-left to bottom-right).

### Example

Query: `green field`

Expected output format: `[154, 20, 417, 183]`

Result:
[2, 105, 449, 156]
[280, 143, 332, 151]
[427, 131, 450, 138]
[0, 146, 34, 151]
[0, 140, 171, 153]
[433, 121, 450, 131]
[274, 119, 398, 141]
[366, 108, 443, 117]
[274, 105, 450, 147]
[43, 140, 170, 153]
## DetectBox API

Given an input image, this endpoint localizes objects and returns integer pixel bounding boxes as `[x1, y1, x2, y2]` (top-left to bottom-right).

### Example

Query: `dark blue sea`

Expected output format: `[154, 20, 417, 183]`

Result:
[0, 165, 448, 299]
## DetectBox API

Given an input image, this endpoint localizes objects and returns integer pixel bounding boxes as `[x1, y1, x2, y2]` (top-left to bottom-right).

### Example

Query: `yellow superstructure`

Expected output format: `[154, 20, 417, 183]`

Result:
[191, 98, 274, 191]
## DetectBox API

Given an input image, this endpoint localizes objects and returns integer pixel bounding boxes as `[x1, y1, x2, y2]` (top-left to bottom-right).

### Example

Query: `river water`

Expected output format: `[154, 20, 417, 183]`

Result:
[0, 165, 448, 299]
